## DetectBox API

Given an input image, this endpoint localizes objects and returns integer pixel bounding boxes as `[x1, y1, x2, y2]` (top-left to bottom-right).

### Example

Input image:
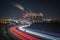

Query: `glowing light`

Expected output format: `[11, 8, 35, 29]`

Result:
[39, 13, 44, 17]
[13, 3, 24, 10]
[18, 23, 60, 40]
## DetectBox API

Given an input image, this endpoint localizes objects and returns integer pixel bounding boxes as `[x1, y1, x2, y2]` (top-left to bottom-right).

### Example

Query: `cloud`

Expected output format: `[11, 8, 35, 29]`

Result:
[13, 3, 24, 10]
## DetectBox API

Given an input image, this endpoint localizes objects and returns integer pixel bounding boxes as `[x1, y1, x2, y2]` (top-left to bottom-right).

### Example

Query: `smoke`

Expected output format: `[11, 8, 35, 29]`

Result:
[13, 3, 24, 10]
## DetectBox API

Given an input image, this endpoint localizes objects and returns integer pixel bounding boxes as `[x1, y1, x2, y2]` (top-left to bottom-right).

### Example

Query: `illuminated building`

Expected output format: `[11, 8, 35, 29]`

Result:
[22, 11, 44, 23]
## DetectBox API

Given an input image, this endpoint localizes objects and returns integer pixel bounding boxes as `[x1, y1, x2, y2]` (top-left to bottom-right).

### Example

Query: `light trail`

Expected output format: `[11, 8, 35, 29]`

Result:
[10, 26, 40, 40]
[18, 23, 60, 40]
[10, 27, 27, 40]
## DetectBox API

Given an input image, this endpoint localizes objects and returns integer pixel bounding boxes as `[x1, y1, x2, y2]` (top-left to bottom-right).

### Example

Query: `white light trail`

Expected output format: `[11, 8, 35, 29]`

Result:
[18, 22, 60, 40]
[24, 29, 60, 40]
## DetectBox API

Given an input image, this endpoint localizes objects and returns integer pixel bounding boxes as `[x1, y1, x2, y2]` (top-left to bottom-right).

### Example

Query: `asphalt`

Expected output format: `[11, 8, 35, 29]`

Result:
[0, 24, 19, 40]
[0, 22, 60, 40]
[0, 24, 10, 40]
[10, 26, 40, 40]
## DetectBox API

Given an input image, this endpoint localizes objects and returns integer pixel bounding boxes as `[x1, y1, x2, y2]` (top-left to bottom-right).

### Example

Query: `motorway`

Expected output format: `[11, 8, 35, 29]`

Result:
[10, 25, 60, 40]
[0, 22, 60, 40]
[10, 26, 40, 40]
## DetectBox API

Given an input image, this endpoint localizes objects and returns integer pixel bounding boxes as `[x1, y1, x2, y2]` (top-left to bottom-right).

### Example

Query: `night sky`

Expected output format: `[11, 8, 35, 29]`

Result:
[0, 0, 60, 20]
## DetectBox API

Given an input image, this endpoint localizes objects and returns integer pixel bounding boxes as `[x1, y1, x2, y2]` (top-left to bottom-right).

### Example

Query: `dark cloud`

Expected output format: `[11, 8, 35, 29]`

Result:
[0, 0, 60, 20]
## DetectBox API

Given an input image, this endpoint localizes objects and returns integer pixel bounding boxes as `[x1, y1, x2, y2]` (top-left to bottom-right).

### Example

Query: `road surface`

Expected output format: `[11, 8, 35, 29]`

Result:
[10, 25, 60, 40]
[10, 26, 41, 40]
